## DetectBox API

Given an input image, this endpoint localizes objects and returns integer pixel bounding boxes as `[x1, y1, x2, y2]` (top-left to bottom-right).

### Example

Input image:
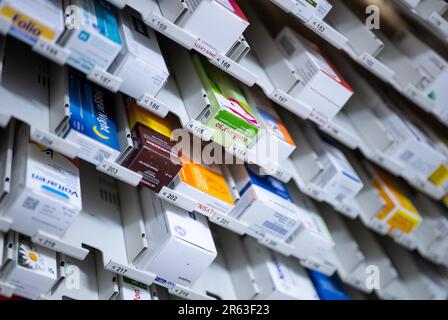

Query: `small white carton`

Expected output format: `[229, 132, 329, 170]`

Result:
[0, 0, 64, 45]
[229, 164, 301, 241]
[61, 0, 123, 73]
[2, 125, 82, 238]
[137, 188, 217, 288]
[275, 27, 354, 120]
[110, 9, 169, 100]
[243, 237, 319, 300]
[2, 233, 57, 300]
[305, 125, 363, 207]
[158, 0, 250, 55]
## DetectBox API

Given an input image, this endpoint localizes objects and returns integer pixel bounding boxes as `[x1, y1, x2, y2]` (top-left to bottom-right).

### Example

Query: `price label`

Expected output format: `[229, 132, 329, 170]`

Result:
[262, 165, 291, 183]
[193, 39, 217, 59]
[35, 236, 57, 249]
[228, 143, 248, 161]
[110, 264, 129, 275]
[97, 160, 142, 186]
[214, 56, 232, 70]
[306, 16, 347, 49]
[33, 39, 69, 65]
[158, 187, 196, 212]
[31, 128, 80, 159]
[272, 92, 288, 105]
[186, 120, 213, 141]
[88, 68, 122, 92]
[170, 286, 190, 299]
[149, 16, 168, 32]
[211, 213, 247, 235]
[301, 259, 322, 273]
[360, 53, 394, 81]
[138, 95, 168, 118]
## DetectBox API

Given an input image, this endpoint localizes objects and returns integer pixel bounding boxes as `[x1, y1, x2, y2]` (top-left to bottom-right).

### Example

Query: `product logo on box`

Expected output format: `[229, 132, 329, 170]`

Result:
[92, 89, 112, 141]
[174, 225, 187, 237]
[78, 31, 90, 42]
[32, 173, 80, 200]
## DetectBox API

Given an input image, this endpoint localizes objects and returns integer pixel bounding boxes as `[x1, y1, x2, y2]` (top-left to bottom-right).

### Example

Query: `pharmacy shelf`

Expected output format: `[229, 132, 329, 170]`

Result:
[127, 0, 258, 87]
[394, 0, 448, 44]
[269, 0, 448, 130]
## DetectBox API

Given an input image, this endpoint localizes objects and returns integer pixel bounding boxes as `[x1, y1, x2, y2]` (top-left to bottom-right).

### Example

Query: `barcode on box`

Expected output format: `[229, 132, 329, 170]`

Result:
[262, 220, 288, 236]
[23, 197, 39, 211]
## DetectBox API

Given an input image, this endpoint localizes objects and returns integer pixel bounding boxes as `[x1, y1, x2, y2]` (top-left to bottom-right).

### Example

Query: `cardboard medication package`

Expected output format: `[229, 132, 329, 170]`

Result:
[193, 54, 260, 148]
[117, 276, 152, 301]
[158, 0, 249, 55]
[110, 9, 169, 99]
[0, 0, 64, 45]
[123, 100, 182, 193]
[243, 237, 319, 300]
[61, 0, 122, 73]
[244, 86, 296, 161]
[170, 159, 234, 217]
[55, 68, 121, 165]
[2, 233, 57, 300]
[2, 125, 82, 238]
[229, 164, 301, 241]
[137, 189, 217, 287]
[275, 27, 354, 120]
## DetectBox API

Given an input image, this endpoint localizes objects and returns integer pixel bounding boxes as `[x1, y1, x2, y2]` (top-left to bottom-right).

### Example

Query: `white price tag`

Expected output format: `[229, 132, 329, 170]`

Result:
[360, 52, 394, 81]
[33, 39, 70, 65]
[210, 213, 247, 235]
[259, 236, 292, 256]
[169, 285, 190, 299]
[138, 95, 169, 118]
[213, 56, 232, 70]
[228, 143, 248, 161]
[306, 16, 348, 49]
[32, 231, 88, 260]
[300, 258, 323, 273]
[369, 219, 389, 235]
[429, 12, 448, 36]
[261, 165, 291, 183]
[109, 264, 129, 275]
[271, 91, 289, 105]
[0, 15, 11, 35]
[88, 68, 122, 92]
[158, 187, 197, 212]
[186, 120, 213, 141]
[193, 39, 217, 59]
[97, 160, 142, 186]
[31, 128, 80, 159]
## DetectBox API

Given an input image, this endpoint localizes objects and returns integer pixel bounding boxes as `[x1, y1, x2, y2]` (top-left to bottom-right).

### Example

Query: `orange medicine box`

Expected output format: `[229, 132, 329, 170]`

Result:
[170, 158, 235, 217]
[123, 100, 182, 193]
[369, 165, 422, 236]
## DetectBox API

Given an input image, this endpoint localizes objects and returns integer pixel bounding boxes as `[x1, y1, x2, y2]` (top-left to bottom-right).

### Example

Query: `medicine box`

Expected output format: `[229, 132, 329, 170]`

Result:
[170, 159, 234, 216]
[137, 189, 217, 287]
[158, 0, 249, 55]
[367, 164, 422, 236]
[307, 270, 350, 300]
[123, 100, 182, 193]
[2, 233, 57, 300]
[244, 86, 296, 161]
[294, 0, 333, 22]
[2, 124, 82, 238]
[0, 0, 64, 45]
[54, 68, 121, 165]
[193, 54, 260, 148]
[305, 125, 363, 207]
[117, 276, 152, 301]
[275, 27, 354, 120]
[61, 0, 122, 73]
[229, 164, 301, 241]
[109, 9, 169, 99]
[243, 237, 319, 300]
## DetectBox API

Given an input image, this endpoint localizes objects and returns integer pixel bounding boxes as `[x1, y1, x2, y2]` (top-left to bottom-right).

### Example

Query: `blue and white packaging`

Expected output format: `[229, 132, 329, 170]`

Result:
[61, 0, 122, 73]
[58, 68, 121, 165]
[137, 188, 217, 288]
[109, 9, 169, 100]
[307, 270, 350, 300]
[229, 164, 301, 241]
[1, 125, 82, 238]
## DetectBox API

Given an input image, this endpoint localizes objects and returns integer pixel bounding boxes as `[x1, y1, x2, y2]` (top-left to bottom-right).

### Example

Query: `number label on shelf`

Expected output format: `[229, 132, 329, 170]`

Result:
[158, 187, 197, 212]
[228, 143, 248, 161]
[31, 128, 80, 159]
[306, 16, 347, 49]
[35, 236, 57, 249]
[138, 95, 168, 118]
[110, 265, 128, 275]
[33, 39, 70, 65]
[87, 68, 122, 92]
[97, 160, 142, 186]
[272, 92, 289, 105]
[359, 53, 394, 81]
[186, 120, 213, 141]
[214, 56, 232, 70]
[170, 285, 190, 299]
[210, 213, 247, 235]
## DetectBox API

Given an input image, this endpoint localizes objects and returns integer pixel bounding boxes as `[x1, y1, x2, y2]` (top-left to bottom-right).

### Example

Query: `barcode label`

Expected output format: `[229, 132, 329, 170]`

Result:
[23, 197, 39, 211]
[262, 221, 288, 236]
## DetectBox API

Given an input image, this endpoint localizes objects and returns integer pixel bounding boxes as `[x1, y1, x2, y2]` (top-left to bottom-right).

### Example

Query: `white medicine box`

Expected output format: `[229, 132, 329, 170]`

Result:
[294, 0, 333, 22]
[228, 164, 301, 242]
[2, 124, 82, 238]
[243, 237, 319, 300]
[110, 9, 169, 100]
[275, 27, 354, 120]
[158, 0, 250, 55]
[61, 0, 123, 73]
[305, 125, 363, 207]
[137, 189, 217, 288]
[2, 233, 57, 300]
[0, 0, 65, 46]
